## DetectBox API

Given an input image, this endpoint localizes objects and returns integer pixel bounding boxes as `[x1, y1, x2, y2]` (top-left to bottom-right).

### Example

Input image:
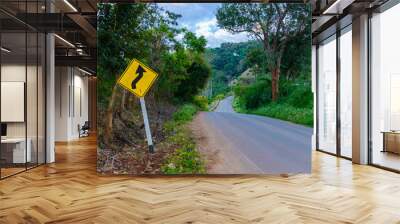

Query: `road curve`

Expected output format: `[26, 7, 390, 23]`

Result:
[214, 96, 235, 113]
[192, 96, 312, 174]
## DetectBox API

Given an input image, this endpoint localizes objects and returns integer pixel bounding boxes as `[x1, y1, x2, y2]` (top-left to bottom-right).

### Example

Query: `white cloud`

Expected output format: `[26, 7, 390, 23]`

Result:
[160, 3, 190, 7]
[175, 33, 184, 42]
[194, 18, 249, 48]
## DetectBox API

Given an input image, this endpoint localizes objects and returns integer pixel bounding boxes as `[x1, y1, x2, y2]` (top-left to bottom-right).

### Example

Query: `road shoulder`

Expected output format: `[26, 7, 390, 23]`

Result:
[190, 112, 261, 174]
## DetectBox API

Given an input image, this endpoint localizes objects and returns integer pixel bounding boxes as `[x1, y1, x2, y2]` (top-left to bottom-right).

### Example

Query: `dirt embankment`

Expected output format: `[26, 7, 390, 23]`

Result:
[97, 98, 177, 175]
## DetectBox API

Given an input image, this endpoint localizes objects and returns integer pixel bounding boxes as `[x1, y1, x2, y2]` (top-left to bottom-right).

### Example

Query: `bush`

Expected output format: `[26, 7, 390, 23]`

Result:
[285, 84, 313, 108]
[234, 81, 271, 110]
[232, 80, 313, 126]
[161, 147, 206, 174]
[175, 59, 211, 101]
[162, 126, 206, 174]
[172, 104, 198, 124]
[212, 93, 226, 102]
[162, 103, 206, 174]
[252, 103, 313, 127]
[232, 75, 313, 126]
[193, 95, 209, 111]
[232, 96, 246, 113]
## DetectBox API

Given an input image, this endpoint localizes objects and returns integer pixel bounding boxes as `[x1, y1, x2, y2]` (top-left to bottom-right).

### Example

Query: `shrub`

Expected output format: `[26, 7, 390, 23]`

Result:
[232, 96, 247, 113]
[193, 95, 209, 111]
[162, 103, 206, 174]
[213, 93, 226, 102]
[234, 81, 271, 110]
[175, 59, 211, 101]
[286, 84, 313, 108]
[172, 104, 198, 124]
[252, 103, 313, 127]
[232, 76, 313, 126]
[161, 147, 206, 174]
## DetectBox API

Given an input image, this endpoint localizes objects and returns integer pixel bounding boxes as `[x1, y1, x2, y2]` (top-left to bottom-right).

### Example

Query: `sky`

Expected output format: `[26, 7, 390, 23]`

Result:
[158, 3, 250, 48]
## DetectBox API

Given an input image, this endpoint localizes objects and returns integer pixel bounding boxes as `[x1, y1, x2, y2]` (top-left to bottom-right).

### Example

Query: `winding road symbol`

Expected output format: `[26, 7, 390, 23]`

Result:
[132, 65, 145, 90]
[117, 58, 158, 98]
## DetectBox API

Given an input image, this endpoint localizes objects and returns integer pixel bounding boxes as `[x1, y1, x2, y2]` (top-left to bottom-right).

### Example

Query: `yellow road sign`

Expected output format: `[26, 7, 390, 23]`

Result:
[117, 59, 159, 97]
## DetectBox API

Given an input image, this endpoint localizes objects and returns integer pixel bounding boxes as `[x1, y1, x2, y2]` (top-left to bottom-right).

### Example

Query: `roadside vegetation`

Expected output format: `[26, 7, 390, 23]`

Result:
[97, 4, 210, 174]
[96, 3, 312, 174]
[230, 37, 313, 127]
[233, 80, 313, 126]
[161, 104, 206, 174]
[205, 4, 313, 125]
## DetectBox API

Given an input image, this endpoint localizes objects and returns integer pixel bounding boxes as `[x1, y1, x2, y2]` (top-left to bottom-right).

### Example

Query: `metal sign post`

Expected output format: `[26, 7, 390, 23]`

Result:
[117, 59, 159, 154]
[139, 97, 154, 153]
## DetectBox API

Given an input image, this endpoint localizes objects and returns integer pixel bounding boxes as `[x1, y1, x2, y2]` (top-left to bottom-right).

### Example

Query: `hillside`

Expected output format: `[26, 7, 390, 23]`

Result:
[204, 41, 261, 98]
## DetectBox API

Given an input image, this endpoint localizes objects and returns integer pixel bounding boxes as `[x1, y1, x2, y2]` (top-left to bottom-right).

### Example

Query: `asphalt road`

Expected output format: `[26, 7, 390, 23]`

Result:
[214, 96, 235, 113]
[196, 96, 312, 174]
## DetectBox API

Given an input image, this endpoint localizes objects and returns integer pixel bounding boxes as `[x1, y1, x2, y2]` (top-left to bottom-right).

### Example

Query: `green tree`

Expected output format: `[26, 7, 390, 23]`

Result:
[183, 31, 207, 53]
[175, 56, 211, 101]
[216, 3, 310, 101]
[98, 4, 184, 147]
[98, 3, 151, 146]
[156, 31, 210, 102]
[98, 3, 211, 149]
[280, 32, 311, 81]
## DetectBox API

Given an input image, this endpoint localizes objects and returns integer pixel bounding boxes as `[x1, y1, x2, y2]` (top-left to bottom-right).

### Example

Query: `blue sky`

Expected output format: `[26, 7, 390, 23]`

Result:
[158, 3, 249, 48]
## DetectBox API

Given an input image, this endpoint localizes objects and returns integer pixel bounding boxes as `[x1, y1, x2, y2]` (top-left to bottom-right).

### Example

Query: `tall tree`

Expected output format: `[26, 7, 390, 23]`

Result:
[216, 3, 310, 101]
[98, 4, 149, 146]
[97, 4, 181, 147]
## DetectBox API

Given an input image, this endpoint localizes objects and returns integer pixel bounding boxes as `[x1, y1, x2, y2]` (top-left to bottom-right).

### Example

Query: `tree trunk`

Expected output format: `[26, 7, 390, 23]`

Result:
[271, 55, 282, 102]
[104, 84, 119, 146]
[120, 90, 126, 110]
[271, 65, 281, 102]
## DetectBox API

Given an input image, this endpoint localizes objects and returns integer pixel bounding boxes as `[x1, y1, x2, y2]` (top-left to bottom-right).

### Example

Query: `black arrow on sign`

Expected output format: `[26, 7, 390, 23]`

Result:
[131, 65, 145, 90]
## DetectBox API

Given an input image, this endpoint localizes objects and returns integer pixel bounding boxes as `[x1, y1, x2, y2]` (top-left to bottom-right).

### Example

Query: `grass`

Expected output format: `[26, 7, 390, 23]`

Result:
[193, 95, 209, 111]
[161, 103, 206, 174]
[232, 97, 246, 113]
[251, 103, 313, 127]
[172, 104, 198, 124]
[233, 97, 313, 127]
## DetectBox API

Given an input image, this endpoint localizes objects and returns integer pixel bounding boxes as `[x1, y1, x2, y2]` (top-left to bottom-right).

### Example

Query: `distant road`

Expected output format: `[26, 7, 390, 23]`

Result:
[214, 96, 235, 113]
[192, 96, 312, 174]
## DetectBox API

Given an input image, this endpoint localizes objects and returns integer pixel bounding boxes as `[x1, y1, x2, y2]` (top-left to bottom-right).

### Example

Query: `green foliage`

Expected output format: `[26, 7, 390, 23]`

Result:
[232, 96, 246, 113]
[281, 36, 312, 81]
[216, 4, 310, 68]
[172, 104, 198, 124]
[234, 80, 271, 110]
[252, 103, 313, 127]
[183, 31, 207, 53]
[213, 94, 226, 102]
[161, 147, 206, 174]
[175, 56, 211, 102]
[97, 3, 150, 106]
[207, 69, 230, 98]
[98, 4, 211, 106]
[163, 104, 197, 134]
[97, 4, 211, 174]
[216, 3, 311, 101]
[233, 78, 313, 126]
[193, 95, 209, 111]
[215, 3, 312, 124]
[285, 84, 313, 109]
[205, 41, 258, 98]
[208, 42, 257, 78]
[162, 104, 205, 174]
[245, 45, 268, 74]
[96, 3, 312, 174]
[156, 47, 190, 99]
